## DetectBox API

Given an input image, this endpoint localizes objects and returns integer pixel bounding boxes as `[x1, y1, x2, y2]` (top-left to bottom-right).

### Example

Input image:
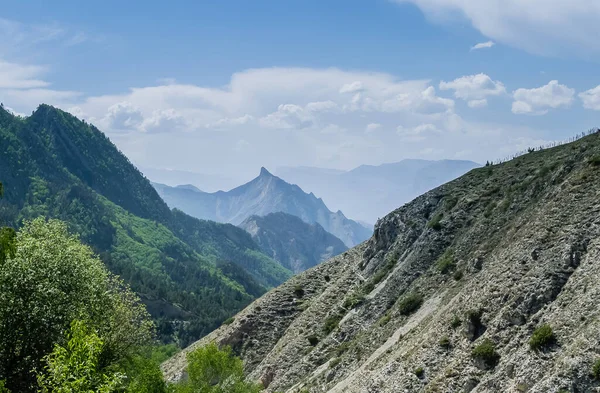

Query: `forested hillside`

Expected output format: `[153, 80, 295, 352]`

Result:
[0, 104, 291, 346]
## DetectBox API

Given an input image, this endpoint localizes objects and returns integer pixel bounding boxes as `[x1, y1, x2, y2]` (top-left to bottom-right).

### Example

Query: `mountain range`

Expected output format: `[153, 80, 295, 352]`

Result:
[240, 212, 348, 274]
[164, 130, 600, 392]
[153, 168, 372, 247]
[276, 159, 480, 223]
[0, 104, 291, 347]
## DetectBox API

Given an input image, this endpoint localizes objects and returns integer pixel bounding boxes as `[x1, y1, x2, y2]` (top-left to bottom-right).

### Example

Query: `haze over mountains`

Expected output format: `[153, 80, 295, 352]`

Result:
[153, 168, 372, 247]
[277, 159, 480, 223]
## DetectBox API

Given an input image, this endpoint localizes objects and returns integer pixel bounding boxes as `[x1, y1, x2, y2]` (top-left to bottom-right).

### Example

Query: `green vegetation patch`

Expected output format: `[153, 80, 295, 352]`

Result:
[471, 339, 500, 368]
[529, 324, 555, 351]
[398, 293, 424, 316]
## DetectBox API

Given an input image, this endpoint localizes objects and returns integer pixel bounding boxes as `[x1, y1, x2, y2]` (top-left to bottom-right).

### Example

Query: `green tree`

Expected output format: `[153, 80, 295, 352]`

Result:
[122, 355, 168, 393]
[37, 320, 124, 393]
[0, 218, 154, 391]
[172, 343, 262, 393]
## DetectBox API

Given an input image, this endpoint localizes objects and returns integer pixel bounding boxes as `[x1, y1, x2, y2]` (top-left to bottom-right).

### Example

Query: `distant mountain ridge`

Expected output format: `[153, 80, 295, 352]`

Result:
[240, 212, 348, 274]
[153, 168, 371, 247]
[276, 159, 480, 223]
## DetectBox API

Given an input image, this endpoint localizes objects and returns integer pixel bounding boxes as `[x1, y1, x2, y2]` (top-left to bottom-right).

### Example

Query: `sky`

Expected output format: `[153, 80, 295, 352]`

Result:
[1, 0, 599, 189]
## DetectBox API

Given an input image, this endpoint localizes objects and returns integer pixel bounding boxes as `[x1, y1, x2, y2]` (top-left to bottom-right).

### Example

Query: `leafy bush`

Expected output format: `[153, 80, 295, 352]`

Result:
[471, 339, 500, 368]
[398, 293, 423, 316]
[343, 292, 365, 309]
[591, 359, 600, 380]
[436, 249, 455, 274]
[529, 324, 555, 351]
[414, 367, 424, 378]
[378, 314, 391, 326]
[324, 314, 343, 334]
[450, 316, 462, 329]
[453, 269, 464, 281]
[36, 320, 124, 393]
[0, 219, 153, 391]
[307, 335, 319, 346]
[173, 343, 262, 393]
[427, 213, 443, 231]
[294, 285, 305, 298]
[222, 317, 235, 325]
[439, 336, 451, 348]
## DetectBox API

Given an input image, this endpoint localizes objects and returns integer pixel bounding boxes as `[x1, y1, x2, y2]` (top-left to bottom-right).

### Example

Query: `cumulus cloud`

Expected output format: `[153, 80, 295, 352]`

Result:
[397, 123, 441, 141]
[471, 41, 495, 51]
[439, 74, 505, 106]
[579, 85, 600, 111]
[141, 109, 187, 133]
[339, 81, 364, 94]
[103, 101, 144, 130]
[512, 80, 575, 115]
[392, 0, 600, 56]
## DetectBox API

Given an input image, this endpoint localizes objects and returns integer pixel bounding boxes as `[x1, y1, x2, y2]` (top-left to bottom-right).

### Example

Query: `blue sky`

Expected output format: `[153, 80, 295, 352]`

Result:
[1, 0, 599, 189]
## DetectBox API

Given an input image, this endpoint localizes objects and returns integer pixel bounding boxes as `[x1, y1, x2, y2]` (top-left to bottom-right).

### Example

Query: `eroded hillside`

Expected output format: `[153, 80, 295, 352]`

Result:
[164, 130, 600, 392]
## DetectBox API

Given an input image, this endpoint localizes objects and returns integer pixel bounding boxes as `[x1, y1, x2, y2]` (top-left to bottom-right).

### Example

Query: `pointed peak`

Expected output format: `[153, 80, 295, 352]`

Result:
[259, 167, 274, 177]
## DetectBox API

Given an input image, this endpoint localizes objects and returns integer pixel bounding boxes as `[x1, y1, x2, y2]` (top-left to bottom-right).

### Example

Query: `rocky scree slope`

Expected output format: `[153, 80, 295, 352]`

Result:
[164, 130, 600, 392]
[240, 212, 348, 274]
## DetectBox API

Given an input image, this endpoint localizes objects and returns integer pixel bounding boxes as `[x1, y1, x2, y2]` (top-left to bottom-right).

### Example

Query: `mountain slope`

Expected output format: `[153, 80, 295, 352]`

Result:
[276, 159, 480, 223]
[0, 104, 291, 346]
[164, 130, 600, 392]
[239, 212, 348, 274]
[153, 168, 371, 247]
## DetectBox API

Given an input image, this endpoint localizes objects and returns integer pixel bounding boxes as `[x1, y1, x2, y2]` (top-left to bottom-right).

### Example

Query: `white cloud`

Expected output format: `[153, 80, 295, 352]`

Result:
[468, 99, 488, 108]
[103, 101, 144, 130]
[206, 114, 254, 129]
[305, 100, 338, 112]
[259, 104, 314, 129]
[579, 85, 600, 111]
[0, 64, 559, 187]
[392, 0, 600, 56]
[141, 109, 187, 133]
[512, 80, 575, 115]
[471, 41, 495, 51]
[365, 123, 382, 133]
[439, 74, 505, 105]
[340, 81, 364, 94]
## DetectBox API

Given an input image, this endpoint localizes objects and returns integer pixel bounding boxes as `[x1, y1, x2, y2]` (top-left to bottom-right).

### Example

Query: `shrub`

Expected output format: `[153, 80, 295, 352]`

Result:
[529, 324, 555, 351]
[589, 155, 600, 166]
[378, 314, 391, 327]
[223, 317, 235, 325]
[453, 270, 464, 281]
[414, 367, 424, 378]
[592, 359, 600, 380]
[450, 316, 462, 329]
[398, 293, 423, 316]
[176, 343, 262, 393]
[307, 335, 319, 346]
[343, 292, 365, 309]
[436, 249, 455, 274]
[439, 336, 451, 348]
[471, 339, 500, 368]
[427, 213, 443, 231]
[324, 314, 343, 334]
[329, 357, 341, 368]
[36, 320, 125, 393]
[294, 285, 305, 298]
